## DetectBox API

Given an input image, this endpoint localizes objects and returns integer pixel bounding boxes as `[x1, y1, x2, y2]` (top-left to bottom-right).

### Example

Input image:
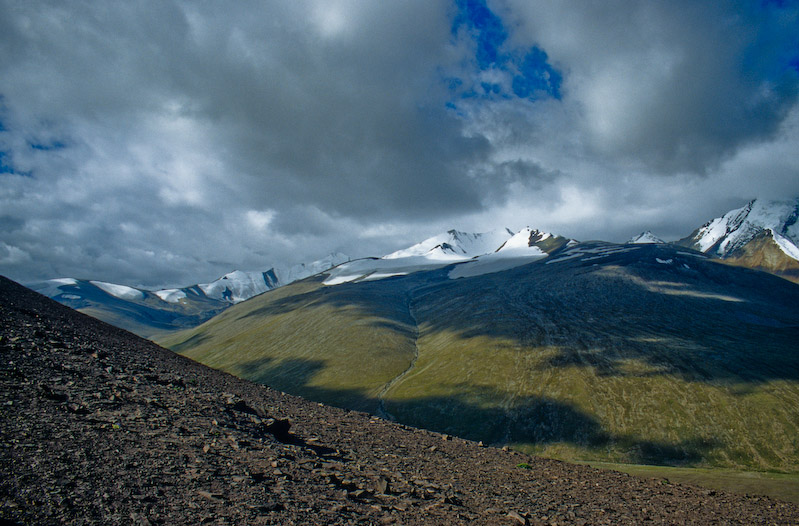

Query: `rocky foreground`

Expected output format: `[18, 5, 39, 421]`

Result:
[1, 276, 797, 525]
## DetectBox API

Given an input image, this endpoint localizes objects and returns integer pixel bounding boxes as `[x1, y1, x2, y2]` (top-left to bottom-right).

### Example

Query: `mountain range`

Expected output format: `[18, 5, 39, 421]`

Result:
[159, 199, 799, 473]
[28, 199, 799, 339]
[28, 253, 349, 337]
[10, 197, 799, 475]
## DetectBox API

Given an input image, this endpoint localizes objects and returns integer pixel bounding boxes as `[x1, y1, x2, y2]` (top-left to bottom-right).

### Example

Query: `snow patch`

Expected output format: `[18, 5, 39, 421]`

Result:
[90, 281, 145, 301]
[546, 244, 640, 265]
[198, 270, 270, 303]
[51, 278, 78, 286]
[656, 258, 673, 264]
[197, 253, 350, 303]
[628, 231, 665, 244]
[155, 289, 187, 303]
[360, 272, 409, 281]
[449, 247, 547, 279]
[29, 278, 80, 297]
[383, 229, 513, 260]
[773, 231, 799, 260]
[274, 252, 350, 283]
[323, 257, 452, 285]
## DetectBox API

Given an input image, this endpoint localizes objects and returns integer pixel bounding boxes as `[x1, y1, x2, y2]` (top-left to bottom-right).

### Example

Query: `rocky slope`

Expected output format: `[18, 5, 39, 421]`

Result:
[2, 275, 798, 525]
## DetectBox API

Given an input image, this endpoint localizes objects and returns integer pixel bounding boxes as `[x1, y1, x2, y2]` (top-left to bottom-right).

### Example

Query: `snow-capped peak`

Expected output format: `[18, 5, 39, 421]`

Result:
[382, 228, 515, 261]
[325, 226, 564, 285]
[628, 231, 665, 244]
[497, 228, 553, 252]
[90, 280, 145, 301]
[686, 198, 799, 259]
[198, 253, 351, 303]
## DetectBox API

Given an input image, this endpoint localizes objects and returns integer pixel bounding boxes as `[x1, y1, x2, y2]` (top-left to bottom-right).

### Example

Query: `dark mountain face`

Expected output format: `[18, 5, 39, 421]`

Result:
[164, 241, 799, 472]
[2, 275, 798, 524]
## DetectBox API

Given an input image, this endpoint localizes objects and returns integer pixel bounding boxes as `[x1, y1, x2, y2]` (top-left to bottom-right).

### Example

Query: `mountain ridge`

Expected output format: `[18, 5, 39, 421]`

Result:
[28, 252, 350, 337]
[26, 198, 799, 338]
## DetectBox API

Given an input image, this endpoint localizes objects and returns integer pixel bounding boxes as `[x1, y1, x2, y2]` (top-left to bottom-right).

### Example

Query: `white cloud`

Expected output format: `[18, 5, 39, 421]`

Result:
[0, 0, 796, 287]
[245, 209, 275, 230]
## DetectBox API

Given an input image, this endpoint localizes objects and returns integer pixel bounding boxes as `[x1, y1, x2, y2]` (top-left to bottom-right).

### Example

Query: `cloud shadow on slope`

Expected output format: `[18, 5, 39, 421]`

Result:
[232, 355, 720, 467]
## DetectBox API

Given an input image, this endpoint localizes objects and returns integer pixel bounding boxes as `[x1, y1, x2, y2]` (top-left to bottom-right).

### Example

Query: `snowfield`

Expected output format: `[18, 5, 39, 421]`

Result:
[90, 281, 145, 301]
[325, 227, 563, 284]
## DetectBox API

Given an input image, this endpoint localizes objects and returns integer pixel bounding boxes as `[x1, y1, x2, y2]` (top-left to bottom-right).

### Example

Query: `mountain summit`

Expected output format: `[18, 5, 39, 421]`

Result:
[324, 227, 571, 285]
[382, 229, 515, 260]
[628, 231, 665, 244]
[677, 198, 799, 282]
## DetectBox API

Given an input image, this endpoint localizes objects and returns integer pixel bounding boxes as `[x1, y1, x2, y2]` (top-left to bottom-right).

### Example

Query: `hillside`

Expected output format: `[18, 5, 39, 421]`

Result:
[2, 276, 799, 524]
[163, 241, 799, 473]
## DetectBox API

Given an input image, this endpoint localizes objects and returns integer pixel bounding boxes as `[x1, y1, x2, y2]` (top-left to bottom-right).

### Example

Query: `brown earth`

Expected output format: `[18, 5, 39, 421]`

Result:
[1, 275, 797, 525]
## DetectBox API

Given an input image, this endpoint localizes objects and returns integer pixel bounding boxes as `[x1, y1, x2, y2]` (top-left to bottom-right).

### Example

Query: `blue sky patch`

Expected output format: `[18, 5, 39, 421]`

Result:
[0, 150, 32, 177]
[452, 0, 508, 69]
[0, 151, 15, 174]
[512, 47, 562, 100]
[760, 0, 796, 8]
[449, 0, 563, 104]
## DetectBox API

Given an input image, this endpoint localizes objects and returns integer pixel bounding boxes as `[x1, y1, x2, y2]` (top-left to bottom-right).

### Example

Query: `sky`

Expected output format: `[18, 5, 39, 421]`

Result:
[1, 0, 798, 289]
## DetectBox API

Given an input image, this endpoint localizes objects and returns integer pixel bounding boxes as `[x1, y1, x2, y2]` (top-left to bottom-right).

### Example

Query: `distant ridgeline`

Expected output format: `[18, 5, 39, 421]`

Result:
[28, 253, 350, 338]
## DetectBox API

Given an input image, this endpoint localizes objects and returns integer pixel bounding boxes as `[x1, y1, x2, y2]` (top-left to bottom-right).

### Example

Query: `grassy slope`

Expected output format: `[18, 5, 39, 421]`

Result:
[163, 244, 799, 473]
[161, 277, 418, 412]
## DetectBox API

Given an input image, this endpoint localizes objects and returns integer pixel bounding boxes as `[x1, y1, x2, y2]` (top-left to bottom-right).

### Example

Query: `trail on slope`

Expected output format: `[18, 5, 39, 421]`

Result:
[376, 292, 420, 420]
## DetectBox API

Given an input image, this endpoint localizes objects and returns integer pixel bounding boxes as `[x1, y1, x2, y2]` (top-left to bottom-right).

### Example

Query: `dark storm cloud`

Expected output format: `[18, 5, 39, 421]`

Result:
[504, 0, 799, 173]
[0, 0, 797, 287]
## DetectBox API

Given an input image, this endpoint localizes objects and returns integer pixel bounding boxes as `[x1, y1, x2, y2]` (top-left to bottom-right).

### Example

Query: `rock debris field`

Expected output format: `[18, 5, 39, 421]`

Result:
[1, 276, 797, 525]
